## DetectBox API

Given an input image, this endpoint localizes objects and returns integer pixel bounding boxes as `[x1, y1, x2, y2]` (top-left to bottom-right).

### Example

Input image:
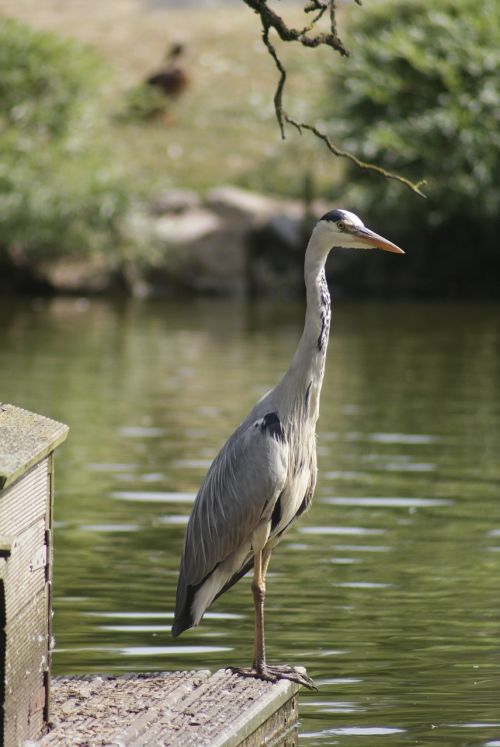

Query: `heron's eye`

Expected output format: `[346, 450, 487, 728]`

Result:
[337, 221, 346, 231]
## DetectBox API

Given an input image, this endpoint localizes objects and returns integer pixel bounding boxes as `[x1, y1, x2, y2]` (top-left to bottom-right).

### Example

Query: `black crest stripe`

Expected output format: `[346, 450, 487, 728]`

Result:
[320, 208, 345, 223]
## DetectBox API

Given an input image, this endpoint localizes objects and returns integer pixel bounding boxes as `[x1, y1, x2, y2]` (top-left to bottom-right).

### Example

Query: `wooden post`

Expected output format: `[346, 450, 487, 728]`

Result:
[0, 404, 69, 747]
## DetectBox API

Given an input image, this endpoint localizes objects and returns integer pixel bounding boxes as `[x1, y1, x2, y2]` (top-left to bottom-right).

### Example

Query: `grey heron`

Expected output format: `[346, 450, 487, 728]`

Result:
[172, 209, 403, 688]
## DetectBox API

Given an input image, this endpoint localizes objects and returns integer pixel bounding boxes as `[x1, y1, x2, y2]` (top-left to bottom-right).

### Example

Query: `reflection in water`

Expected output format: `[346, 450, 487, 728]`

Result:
[1, 298, 500, 746]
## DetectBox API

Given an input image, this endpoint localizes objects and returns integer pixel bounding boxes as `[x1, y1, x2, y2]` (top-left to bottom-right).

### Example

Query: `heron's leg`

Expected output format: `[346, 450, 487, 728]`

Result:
[261, 544, 273, 578]
[252, 548, 268, 671]
[228, 546, 316, 689]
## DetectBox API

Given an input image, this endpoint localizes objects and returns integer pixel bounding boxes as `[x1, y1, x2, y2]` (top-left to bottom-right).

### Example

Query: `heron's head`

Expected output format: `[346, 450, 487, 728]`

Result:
[313, 209, 404, 255]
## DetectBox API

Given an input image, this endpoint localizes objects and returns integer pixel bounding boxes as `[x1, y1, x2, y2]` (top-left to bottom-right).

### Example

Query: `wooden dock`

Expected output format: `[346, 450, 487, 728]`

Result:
[0, 407, 302, 746]
[1, 404, 69, 746]
[38, 669, 300, 746]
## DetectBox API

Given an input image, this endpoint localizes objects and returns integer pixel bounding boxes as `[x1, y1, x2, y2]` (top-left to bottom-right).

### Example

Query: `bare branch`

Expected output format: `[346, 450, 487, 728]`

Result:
[261, 25, 287, 139]
[329, 0, 340, 41]
[304, 4, 329, 29]
[304, 0, 327, 13]
[242, 0, 426, 197]
[287, 120, 427, 197]
[241, 0, 349, 55]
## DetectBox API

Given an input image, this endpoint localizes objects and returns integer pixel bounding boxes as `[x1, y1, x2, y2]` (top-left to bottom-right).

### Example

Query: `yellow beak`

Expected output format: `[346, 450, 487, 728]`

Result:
[354, 227, 405, 254]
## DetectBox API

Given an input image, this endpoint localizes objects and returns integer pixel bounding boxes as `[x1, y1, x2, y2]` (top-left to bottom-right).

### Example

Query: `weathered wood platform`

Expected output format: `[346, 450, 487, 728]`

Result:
[1, 403, 69, 746]
[38, 669, 300, 746]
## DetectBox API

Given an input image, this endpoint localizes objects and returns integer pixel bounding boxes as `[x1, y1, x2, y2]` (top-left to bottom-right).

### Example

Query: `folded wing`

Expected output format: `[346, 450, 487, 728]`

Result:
[173, 412, 288, 636]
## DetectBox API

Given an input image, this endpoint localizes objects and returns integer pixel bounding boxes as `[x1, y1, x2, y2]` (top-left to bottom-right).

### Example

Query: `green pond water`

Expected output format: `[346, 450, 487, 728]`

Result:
[1, 297, 500, 746]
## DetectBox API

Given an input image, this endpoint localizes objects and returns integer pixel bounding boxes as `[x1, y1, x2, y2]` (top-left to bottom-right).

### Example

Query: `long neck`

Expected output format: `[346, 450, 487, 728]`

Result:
[276, 233, 331, 424]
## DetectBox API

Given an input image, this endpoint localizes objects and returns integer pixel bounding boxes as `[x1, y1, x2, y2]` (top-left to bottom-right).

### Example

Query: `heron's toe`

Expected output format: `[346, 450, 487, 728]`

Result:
[227, 664, 316, 690]
[265, 664, 317, 690]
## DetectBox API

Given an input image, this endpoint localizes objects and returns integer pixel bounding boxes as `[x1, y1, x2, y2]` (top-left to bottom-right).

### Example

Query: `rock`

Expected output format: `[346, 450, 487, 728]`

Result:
[151, 189, 201, 215]
[205, 185, 301, 226]
[264, 214, 304, 249]
[22, 187, 331, 298]
[147, 190, 314, 297]
[38, 254, 129, 295]
[153, 208, 221, 244]
[246, 214, 309, 297]
[186, 224, 246, 295]
[150, 208, 244, 295]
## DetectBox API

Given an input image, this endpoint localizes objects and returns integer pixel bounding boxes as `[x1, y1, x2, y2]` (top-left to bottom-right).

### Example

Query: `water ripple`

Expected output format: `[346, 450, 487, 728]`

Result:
[300, 526, 385, 536]
[302, 726, 405, 738]
[368, 432, 440, 444]
[334, 581, 393, 589]
[333, 544, 391, 553]
[323, 496, 453, 508]
[83, 611, 243, 621]
[87, 462, 136, 472]
[156, 515, 189, 525]
[79, 524, 140, 533]
[118, 426, 167, 437]
[122, 646, 232, 656]
[110, 490, 195, 503]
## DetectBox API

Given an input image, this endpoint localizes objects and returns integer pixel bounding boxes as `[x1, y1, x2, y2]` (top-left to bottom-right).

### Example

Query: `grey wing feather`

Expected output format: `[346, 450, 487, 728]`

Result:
[173, 413, 288, 633]
[184, 418, 287, 584]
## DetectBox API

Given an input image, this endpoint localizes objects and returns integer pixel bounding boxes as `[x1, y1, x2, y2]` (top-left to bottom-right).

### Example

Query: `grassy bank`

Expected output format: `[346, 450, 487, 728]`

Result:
[2, 0, 498, 297]
[0, 0, 341, 197]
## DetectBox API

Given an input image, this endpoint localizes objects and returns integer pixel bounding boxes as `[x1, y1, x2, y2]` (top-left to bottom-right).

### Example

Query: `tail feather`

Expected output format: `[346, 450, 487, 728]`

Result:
[171, 557, 254, 637]
[172, 568, 196, 637]
[172, 599, 193, 638]
[213, 557, 253, 603]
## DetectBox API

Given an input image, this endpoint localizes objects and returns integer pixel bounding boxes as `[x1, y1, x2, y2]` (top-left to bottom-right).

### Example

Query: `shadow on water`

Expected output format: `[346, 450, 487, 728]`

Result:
[1, 297, 500, 746]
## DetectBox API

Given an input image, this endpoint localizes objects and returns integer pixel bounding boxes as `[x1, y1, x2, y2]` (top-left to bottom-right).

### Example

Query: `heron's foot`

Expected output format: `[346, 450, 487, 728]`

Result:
[227, 664, 317, 690]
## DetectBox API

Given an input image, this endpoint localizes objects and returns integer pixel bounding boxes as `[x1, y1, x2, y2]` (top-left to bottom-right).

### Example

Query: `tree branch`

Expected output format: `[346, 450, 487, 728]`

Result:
[241, 0, 426, 197]
[287, 120, 427, 196]
[241, 0, 349, 54]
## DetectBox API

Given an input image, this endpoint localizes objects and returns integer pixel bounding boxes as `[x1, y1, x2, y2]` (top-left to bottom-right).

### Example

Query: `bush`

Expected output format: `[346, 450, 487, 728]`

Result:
[323, 0, 500, 296]
[0, 18, 132, 275]
[0, 18, 103, 138]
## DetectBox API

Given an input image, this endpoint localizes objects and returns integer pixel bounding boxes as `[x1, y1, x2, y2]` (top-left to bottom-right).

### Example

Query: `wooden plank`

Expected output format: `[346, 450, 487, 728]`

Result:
[41, 670, 300, 746]
[0, 404, 69, 489]
[158, 669, 299, 747]
[200, 670, 299, 747]
[0, 405, 64, 746]
[4, 678, 47, 747]
[0, 522, 50, 743]
[4, 588, 47, 689]
[0, 459, 50, 536]
[0, 578, 4, 743]
[41, 672, 212, 746]
[2, 518, 47, 620]
[3, 588, 48, 746]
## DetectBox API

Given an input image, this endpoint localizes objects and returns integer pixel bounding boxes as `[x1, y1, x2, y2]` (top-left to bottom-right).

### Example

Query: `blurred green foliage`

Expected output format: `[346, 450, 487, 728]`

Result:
[0, 18, 101, 138]
[0, 18, 132, 275]
[326, 0, 500, 295]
